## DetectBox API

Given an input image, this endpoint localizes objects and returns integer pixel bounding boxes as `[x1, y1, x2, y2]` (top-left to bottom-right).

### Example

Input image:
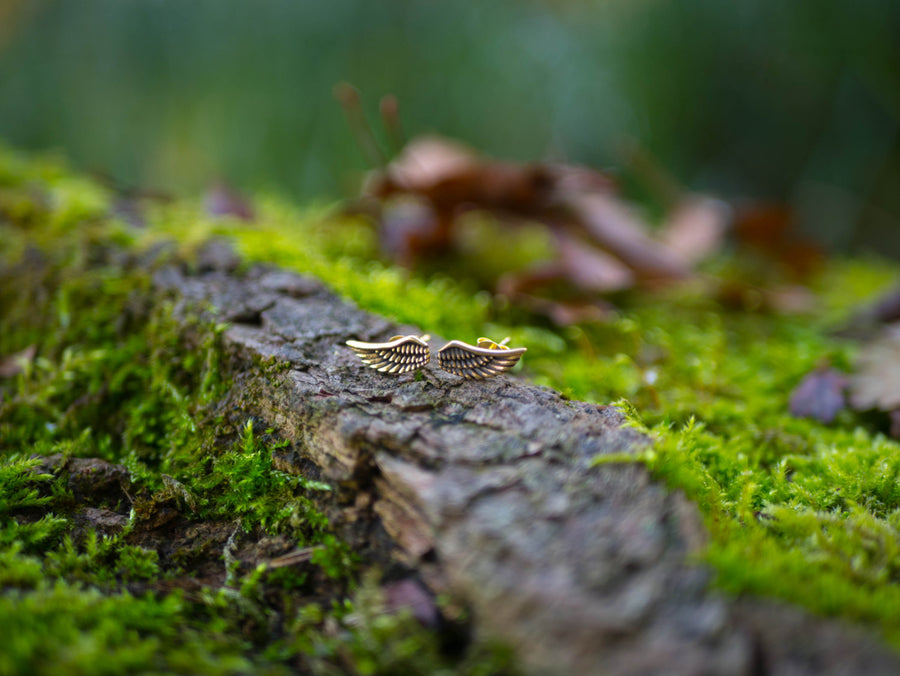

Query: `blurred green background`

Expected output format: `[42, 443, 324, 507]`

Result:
[1, 0, 899, 251]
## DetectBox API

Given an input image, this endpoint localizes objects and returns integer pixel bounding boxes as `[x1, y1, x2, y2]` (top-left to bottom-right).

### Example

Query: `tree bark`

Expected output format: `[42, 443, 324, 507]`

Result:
[154, 251, 900, 676]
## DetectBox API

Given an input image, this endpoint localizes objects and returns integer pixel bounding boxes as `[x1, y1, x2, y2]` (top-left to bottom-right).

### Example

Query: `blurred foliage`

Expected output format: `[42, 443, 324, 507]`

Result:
[1, 0, 900, 251]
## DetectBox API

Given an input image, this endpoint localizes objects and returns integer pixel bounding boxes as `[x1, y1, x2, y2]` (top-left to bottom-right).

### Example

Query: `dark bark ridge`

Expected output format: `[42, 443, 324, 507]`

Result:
[154, 258, 900, 676]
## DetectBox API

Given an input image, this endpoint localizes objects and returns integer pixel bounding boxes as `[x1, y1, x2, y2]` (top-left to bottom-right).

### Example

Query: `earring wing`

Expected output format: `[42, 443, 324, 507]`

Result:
[346, 335, 430, 374]
[437, 340, 527, 379]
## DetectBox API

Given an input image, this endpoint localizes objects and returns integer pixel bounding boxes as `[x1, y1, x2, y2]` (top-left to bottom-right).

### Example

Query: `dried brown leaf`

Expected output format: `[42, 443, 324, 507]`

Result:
[544, 162, 616, 196]
[353, 128, 736, 318]
[555, 232, 635, 293]
[848, 326, 900, 411]
[204, 181, 255, 222]
[565, 193, 691, 283]
[733, 203, 824, 280]
[365, 135, 558, 263]
[372, 135, 476, 193]
[659, 196, 731, 265]
[495, 232, 630, 324]
[378, 197, 445, 265]
[765, 285, 818, 315]
[540, 298, 613, 326]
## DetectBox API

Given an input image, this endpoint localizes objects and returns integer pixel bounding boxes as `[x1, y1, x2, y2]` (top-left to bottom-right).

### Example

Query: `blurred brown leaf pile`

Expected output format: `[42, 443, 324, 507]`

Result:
[354, 131, 730, 323]
[337, 87, 834, 325]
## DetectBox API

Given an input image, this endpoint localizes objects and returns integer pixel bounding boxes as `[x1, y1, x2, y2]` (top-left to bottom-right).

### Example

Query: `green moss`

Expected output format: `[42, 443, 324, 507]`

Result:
[42, 532, 160, 586]
[191, 172, 900, 648]
[0, 145, 510, 674]
[279, 574, 517, 676]
[0, 583, 265, 676]
[5, 140, 900, 668]
[190, 420, 332, 535]
[0, 457, 54, 514]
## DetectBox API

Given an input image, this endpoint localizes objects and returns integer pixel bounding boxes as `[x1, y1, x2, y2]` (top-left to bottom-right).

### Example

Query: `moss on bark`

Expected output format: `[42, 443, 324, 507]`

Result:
[4, 142, 900, 672]
[0, 147, 513, 675]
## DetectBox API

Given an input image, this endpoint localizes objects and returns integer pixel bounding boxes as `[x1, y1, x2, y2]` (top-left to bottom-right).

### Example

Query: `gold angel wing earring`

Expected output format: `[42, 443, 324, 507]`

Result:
[437, 337, 526, 379]
[346, 335, 431, 374]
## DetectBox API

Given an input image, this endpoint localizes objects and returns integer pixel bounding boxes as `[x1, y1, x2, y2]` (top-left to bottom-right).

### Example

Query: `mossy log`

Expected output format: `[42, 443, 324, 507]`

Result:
[154, 251, 900, 676]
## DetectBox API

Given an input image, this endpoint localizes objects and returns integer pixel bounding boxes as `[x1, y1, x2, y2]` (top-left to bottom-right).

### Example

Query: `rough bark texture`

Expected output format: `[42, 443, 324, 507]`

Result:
[154, 254, 900, 676]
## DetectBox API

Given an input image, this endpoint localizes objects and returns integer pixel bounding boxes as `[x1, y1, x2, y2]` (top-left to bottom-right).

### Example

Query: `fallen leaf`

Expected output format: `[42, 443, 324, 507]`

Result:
[659, 196, 731, 265]
[496, 231, 634, 297]
[733, 203, 824, 280]
[495, 232, 625, 325]
[367, 135, 477, 195]
[765, 285, 818, 315]
[848, 326, 900, 412]
[621, 137, 730, 266]
[364, 136, 559, 263]
[204, 181, 255, 221]
[545, 162, 617, 196]
[789, 366, 848, 424]
[561, 192, 691, 283]
[734, 203, 792, 250]
[378, 197, 444, 265]
[556, 232, 635, 293]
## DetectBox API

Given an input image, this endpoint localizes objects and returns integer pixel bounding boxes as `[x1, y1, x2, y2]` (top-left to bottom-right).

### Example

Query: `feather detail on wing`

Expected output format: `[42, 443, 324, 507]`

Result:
[346, 335, 430, 374]
[437, 340, 526, 379]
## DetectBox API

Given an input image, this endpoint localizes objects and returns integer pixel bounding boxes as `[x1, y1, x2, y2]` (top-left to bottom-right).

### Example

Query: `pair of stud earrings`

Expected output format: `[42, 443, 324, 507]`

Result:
[346, 334, 526, 380]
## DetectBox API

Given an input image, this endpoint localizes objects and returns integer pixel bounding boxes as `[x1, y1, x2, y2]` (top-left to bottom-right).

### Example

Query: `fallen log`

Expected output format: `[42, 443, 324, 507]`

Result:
[154, 252, 900, 676]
